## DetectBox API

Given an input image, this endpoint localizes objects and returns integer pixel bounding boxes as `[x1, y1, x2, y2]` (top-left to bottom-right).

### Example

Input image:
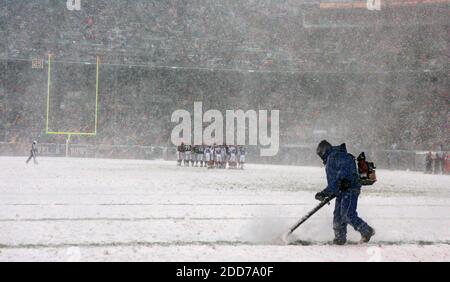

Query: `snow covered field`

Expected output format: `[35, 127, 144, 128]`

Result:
[0, 157, 449, 262]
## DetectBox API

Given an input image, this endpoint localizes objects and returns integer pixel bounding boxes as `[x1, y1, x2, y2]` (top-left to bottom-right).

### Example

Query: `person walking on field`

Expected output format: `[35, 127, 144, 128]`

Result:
[26, 140, 38, 165]
[315, 140, 375, 245]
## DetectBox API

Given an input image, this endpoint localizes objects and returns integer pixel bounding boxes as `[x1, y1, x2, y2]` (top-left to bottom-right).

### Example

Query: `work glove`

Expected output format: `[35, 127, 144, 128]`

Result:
[339, 179, 351, 191]
[315, 191, 327, 202]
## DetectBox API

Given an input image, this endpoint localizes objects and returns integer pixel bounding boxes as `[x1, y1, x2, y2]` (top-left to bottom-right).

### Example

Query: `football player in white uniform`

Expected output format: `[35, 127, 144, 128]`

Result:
[205, 145, 215, 169]
[228, 145, 237, 169]
[190, 145, 196, 166]
[238, 146, 246, 170]
[184, 144, 192, 167]
[215, 145, 222, 168]
[220, 145, 227, 169]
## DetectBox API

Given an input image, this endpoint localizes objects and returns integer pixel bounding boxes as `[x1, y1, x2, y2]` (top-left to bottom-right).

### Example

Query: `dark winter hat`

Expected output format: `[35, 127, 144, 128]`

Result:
[316, 140, 332, 160]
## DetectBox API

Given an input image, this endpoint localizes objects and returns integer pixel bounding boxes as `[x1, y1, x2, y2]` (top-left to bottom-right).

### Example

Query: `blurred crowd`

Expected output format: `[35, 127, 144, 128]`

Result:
[1, 1, 448, 161]
[2, 63, 447, 156]
[3, 1, 447, 72]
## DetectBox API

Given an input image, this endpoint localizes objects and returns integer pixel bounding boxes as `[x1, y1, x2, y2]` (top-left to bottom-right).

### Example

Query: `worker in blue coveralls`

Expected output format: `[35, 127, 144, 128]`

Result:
[315, 140, 375, 245]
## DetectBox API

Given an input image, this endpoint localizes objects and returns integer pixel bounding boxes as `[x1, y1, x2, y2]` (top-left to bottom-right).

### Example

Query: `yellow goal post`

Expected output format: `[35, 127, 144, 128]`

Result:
[45, 54, 100, 156]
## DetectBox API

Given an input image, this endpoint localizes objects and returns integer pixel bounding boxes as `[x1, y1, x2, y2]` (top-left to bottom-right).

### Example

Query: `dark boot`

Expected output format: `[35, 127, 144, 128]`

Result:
[333, 238, 346, 245]
[360, 226, 376, 244]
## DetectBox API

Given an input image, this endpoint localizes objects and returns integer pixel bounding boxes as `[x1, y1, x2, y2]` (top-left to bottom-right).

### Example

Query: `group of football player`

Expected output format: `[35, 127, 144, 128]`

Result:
[177, 143, 246, 169]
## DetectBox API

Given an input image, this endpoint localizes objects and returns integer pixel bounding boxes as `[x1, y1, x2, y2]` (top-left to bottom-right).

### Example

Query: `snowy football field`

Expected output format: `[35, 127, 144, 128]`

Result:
[0, 157, 449, 262]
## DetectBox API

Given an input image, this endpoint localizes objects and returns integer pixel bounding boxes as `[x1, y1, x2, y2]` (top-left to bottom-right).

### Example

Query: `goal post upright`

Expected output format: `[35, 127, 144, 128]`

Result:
[46, 53, 52, 134]
[94, 56, 100, 135]
[65, 134, 71, 158]
[45, 54, 100, 157]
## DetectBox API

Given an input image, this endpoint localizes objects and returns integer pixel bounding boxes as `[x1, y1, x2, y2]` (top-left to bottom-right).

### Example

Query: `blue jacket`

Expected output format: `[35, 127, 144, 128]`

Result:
[321, 144, 361, 196]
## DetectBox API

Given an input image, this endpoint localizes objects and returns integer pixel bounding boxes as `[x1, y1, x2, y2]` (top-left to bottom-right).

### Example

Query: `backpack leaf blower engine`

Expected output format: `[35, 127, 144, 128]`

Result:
[357, 152, 377, 186]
